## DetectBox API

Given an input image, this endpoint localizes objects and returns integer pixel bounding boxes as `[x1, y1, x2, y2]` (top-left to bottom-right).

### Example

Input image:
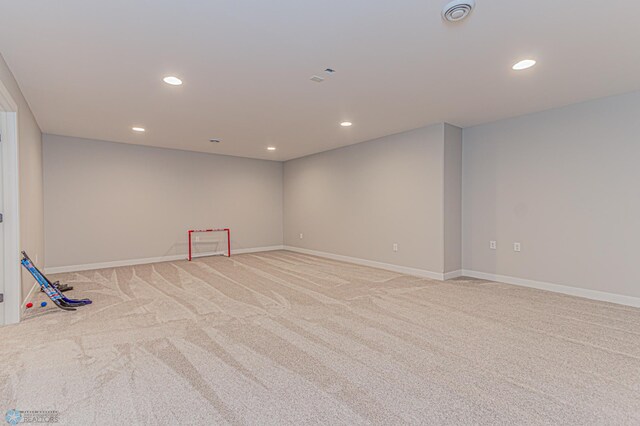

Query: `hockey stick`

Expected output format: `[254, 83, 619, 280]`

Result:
[22, 252, 92, 306]
[21, 252, 92, 308]
[40, 282, 73, 293]
[21, 257, 76, 311]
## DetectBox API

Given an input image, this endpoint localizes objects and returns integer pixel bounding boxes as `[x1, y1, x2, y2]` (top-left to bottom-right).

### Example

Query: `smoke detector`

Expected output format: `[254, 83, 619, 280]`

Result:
[442, 0, 475, 22]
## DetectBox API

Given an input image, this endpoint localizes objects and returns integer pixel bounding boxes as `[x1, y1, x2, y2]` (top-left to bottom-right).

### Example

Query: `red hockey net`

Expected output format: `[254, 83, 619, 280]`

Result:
[187, 228, 230, 261]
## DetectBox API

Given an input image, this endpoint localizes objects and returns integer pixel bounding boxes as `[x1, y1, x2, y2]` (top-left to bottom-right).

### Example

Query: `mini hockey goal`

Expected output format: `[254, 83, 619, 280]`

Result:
[188, 228, 230, 261]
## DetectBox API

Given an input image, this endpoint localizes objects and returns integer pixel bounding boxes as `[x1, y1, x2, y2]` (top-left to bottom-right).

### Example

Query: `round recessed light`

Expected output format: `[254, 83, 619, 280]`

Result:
[132, 127, 145, 132]
[340, 121, 353, 127]
[267, 146, 276, 151]
[163, 76, 183, 85]
[512, 59, 536, 71]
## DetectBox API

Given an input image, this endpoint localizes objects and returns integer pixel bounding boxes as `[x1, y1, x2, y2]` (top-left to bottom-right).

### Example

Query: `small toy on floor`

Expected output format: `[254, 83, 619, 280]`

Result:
[41, 302, 47, 307]
[26, 302, 33, 308]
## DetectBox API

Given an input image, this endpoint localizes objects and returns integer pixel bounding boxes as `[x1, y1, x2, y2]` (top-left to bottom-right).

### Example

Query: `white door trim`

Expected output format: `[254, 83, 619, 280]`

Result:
[0, 79, 21, 325]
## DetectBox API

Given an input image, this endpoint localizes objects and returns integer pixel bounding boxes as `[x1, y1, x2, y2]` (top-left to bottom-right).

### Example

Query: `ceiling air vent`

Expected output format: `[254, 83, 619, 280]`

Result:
[442, 0, 475, 22]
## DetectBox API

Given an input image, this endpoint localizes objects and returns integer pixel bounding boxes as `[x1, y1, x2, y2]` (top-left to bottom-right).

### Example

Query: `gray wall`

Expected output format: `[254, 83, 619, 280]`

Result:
[0, 53, 44, 301]
[284, 124, 448, 273]
[43, 135, 283, 268]
[443, 124, 462, 273]
[463, 91, 640, 298]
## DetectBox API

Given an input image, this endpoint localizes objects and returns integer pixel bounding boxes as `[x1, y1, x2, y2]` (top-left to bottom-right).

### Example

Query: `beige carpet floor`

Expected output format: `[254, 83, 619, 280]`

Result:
[1, 250, 639, 425]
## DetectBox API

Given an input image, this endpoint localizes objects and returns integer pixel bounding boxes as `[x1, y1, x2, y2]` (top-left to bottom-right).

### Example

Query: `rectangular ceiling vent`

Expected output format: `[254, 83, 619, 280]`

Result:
[310, 75, 325, 83]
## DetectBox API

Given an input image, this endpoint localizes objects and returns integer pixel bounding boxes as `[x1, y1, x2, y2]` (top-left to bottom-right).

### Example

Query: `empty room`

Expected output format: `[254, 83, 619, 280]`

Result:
[1, 1, 639, 424]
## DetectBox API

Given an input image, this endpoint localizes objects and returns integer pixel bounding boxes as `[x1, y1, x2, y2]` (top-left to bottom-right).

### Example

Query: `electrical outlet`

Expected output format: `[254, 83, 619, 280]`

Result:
[513, 242, 521, 252]
[299, 233, 303, 239]
[195, 236, 200, 242]
[393, 243, 398, 252]
[489, 241, 497, 250]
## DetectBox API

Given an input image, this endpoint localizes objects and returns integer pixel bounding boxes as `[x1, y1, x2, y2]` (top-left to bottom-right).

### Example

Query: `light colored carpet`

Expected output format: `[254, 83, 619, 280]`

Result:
[1, 250, 639, 425]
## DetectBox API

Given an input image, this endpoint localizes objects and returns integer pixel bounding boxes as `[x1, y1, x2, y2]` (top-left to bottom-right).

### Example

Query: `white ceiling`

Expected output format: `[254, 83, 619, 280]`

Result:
[1, 0, 639, 161]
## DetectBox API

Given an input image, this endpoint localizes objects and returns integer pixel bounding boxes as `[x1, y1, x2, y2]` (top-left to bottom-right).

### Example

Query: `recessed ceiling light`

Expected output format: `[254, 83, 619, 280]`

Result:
[163, 76, 183, 85]
[512, 59, 536, 71]
[209, 139, 221, 143]
[132, 127, 145, 132]
[340, 121, 353, 127]
[267, 146, 276, 151]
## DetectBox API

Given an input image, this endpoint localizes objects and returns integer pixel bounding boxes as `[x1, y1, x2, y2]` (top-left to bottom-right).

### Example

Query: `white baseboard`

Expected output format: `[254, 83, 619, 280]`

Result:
[281, 247, 640, 308]
[462, 270, 640, 308]
[443, 270, 463, 280]
[232, 245, 284, 255]
[43, 246, 638, 308]
[283, 246, 446, 280]
[44, 245, 285, 274]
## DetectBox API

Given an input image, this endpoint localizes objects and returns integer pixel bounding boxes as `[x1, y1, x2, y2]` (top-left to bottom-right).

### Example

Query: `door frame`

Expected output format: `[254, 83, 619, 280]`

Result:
[0, 78, 21, 325]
